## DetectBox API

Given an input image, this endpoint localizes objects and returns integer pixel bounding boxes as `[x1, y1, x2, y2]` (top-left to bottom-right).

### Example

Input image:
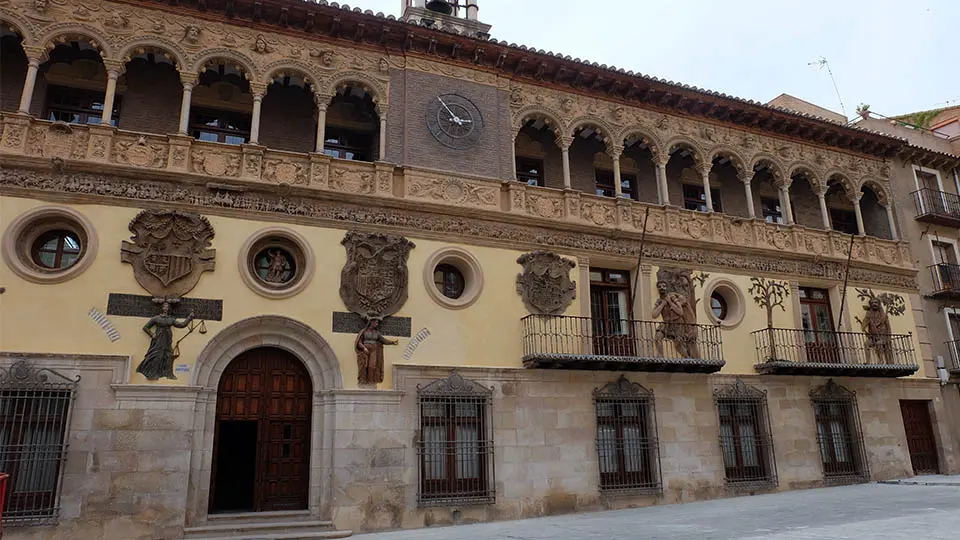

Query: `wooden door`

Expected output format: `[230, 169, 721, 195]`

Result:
[799, 287, 840, 363]
[900, 400, 939, 474]
[211, 347, 312, 512]
[589, 269, 634, 356]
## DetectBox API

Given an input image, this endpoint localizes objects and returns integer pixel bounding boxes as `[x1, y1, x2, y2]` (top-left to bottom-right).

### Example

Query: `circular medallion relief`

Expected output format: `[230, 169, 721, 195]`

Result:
[1, 205, 98, 284]
[425, 93, 485, 150]
[239, 227, 315, 299]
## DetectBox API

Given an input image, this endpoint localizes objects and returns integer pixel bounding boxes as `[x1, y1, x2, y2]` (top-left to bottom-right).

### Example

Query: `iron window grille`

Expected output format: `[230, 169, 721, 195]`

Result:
[593, 376, 661, 494]
[810, 380, 869, 483]
[416, 371, 495, 506]
[714, 379, 777, 489]
[0, 360, 79, 526]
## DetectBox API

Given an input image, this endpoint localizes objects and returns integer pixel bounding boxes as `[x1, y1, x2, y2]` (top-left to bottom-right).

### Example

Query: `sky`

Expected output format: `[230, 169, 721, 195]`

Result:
[356, 0, 960, 119]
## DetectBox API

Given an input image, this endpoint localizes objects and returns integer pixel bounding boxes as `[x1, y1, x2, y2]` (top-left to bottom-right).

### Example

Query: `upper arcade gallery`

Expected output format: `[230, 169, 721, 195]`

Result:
[0, 4, 898, 241]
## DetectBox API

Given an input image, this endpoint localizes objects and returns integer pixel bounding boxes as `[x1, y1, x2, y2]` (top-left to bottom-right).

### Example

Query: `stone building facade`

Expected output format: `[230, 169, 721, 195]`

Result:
[0, 1, 957, 539]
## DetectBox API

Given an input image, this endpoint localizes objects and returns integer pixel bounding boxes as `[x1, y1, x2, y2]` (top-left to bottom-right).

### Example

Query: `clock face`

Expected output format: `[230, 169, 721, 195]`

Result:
[425, 93, 485, 150]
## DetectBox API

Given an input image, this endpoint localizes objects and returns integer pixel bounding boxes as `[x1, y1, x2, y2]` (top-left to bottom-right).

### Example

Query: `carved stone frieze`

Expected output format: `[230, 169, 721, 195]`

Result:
[407, 177, 499, 208]
[339, 231, 415, 319]
[263, 158, 308, 185]
[120, 209, 216, 298]
[580, 199, 616, 226]
[113, 135, 168, 168]
[190, 148, 241, 177]
[516, 251, 577, 315]
[0, 168, 918, 290]
[329, 168, 375, 194]
[525, 192, 563, 219]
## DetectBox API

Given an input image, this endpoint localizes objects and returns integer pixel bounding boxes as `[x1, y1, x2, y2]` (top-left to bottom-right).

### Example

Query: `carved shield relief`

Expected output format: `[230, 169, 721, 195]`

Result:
[121, 209, 216, 298]
[340, 231, 415, 318]
[516, 251, 576, 315]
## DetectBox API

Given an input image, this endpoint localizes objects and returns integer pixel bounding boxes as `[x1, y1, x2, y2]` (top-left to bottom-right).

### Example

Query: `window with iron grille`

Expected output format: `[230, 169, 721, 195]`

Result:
[416, 371, 494, 506]
[810, 380, 869, 482]
[44, 85, 120, 126]
[593, 376, 661, 493]
[714, 379, 777, 487]
[0, 360, 78, 526]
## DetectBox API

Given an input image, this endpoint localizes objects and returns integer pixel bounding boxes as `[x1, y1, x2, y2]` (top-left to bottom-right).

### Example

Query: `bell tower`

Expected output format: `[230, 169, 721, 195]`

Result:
[401, 1, 492, 39]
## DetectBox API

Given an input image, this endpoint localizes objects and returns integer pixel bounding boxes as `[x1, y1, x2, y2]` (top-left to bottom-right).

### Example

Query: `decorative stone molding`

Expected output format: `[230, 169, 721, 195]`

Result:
[1, 204, 99, 284]
[422, 247, 484, 310]
[516, 251, 577, 315]
[238, 226, 315, 299]
[702, 278, 746, 329]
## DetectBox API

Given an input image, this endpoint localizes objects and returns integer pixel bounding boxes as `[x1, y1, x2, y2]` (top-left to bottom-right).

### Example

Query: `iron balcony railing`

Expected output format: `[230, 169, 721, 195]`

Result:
[520, 315, 724, 371]
[929, 264, 960, 295]
[912, 188, 960, 223]
[752, 327, 917, 374]
[947, 340, 960, 372]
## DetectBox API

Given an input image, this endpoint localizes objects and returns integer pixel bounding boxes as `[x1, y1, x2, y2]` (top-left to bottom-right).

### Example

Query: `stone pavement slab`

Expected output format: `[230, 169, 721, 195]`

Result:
[354, 483, 960, 539]
[878, 474, 960, 486]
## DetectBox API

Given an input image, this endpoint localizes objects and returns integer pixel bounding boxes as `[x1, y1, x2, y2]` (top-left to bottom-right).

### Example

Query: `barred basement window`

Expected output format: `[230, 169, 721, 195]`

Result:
[416, 371, 494, 506]
[593, 376, 661, 493]
[810, 380, 869, 482]
[714, 379, 777, 488]
[0, 360, 78, 526]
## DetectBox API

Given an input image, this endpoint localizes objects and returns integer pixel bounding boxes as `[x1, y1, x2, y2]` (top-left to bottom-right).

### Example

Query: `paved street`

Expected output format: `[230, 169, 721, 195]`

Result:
[354, 480, 960, 539]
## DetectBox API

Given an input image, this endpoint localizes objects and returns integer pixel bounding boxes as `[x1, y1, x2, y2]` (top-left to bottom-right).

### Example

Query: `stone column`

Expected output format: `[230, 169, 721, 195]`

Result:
[100, 62, 122, 125]
[700, 165, 714, 212]
[655, 156, 670, 205]
[377, 104, 388, 160]
[249, 83, 266, 145]
[509, 133, 517, 180]
[609, 144, 623, 198]
[779, 184, 795, 224]
[18, 49, 44, 114]
[817, 190, 831, 229]
[739, 170, 756, 218]
[852, 192, 866, 235]
[177, 72, 197, 135]
[557, 135, 573, 190]
[314, 93, 328, 153]
[885, 203, 898, 240]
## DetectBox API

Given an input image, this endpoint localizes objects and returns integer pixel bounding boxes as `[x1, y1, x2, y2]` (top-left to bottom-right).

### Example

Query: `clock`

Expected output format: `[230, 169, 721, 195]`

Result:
[425, 93, 485, 149]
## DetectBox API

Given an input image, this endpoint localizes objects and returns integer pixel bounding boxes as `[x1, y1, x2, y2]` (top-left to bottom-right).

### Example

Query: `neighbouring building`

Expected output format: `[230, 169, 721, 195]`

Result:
[0, 1, 958, 539]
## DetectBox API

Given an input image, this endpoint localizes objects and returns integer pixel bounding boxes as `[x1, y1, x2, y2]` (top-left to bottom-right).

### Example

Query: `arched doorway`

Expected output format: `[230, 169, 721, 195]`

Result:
[210, 347, 312, 513]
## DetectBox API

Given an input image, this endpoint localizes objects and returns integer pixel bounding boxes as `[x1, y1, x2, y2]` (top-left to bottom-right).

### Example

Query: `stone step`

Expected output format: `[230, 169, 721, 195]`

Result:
[205, 510, 319, 523]
[183, 515, 351, 540]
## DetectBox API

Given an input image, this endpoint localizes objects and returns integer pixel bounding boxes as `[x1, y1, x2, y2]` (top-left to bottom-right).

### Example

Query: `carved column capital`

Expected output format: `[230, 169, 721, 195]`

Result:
[178, 70, 198, 87]
[23, 46, 46, 64]
[103, 60, 124, 77]
[606, 144, 624, 160]
[249, 82, 268, 98]
[848, 190, 863, 204]
[653, 152, 670, 167]
[738, 170, 754, 185]
[555, 135, 574, 150]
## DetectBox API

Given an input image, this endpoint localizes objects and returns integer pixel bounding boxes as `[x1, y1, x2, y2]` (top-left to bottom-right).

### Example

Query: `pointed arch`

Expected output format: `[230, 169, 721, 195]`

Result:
[38, 23, 114, 58]
[190, 48, 258, 81]
[116, 37, 188, 71]
[512, 105, 564, 137]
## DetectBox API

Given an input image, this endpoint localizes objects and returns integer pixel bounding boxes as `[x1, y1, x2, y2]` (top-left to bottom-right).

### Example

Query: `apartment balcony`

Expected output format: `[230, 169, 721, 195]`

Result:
[912, 188, 960, 228]
[520, 315, 725, 373]
[929, 264, 960, 300]
[752, 328, 918, 377]
[0, 114, 916, 275]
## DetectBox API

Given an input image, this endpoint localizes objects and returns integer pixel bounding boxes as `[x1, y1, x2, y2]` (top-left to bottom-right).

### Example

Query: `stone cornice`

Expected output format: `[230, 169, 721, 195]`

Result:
[0, 165, 918, 291]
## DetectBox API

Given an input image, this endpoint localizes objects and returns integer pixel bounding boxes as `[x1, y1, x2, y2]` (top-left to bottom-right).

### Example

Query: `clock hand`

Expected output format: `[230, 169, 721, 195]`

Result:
[437, 97, 461, 122]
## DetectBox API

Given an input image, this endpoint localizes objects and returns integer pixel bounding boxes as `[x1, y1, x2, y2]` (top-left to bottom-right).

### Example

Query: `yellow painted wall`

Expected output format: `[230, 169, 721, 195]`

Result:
[0, 196, 582, 389]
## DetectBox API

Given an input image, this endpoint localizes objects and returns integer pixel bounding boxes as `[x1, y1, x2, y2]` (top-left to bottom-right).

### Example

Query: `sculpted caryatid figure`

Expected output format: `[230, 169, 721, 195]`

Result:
[652, 268, 700, 359]
[860, 297, 893, 364]
[355, 318, 398, 386]
[137, 300, 195, 381]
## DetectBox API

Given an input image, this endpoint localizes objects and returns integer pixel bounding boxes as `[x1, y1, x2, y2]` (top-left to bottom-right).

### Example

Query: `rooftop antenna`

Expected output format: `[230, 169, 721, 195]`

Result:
[808, 56, 846, 119]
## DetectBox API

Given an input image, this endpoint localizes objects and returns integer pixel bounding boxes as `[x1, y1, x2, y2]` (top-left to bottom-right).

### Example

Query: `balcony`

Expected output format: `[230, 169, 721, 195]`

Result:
[752, 328, 918, 377]
[913, 188, 960, 227]
[520, 315, 725, 373]
[0, 114, 916, 274]
[929, 264, 960, 300]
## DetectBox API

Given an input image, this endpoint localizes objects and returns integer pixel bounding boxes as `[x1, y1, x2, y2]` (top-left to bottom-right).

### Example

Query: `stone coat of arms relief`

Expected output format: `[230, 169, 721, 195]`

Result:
[339, 231, 415, 319]
[120, 209, 216, 298]
[516, 251, 577, 315]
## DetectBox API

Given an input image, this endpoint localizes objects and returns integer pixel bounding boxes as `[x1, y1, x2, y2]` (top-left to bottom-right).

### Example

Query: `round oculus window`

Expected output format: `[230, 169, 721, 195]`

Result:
[31, 230, 82, 270]
[433, 263, 466, 299]
[710, 291, 728, 321]
[254, 247, 296, 285]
